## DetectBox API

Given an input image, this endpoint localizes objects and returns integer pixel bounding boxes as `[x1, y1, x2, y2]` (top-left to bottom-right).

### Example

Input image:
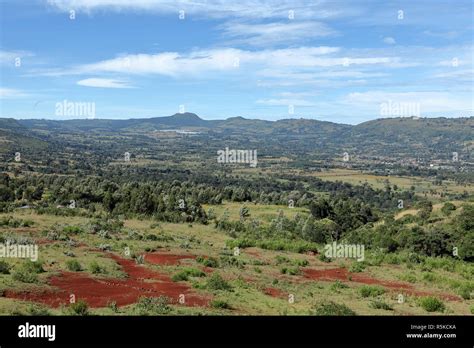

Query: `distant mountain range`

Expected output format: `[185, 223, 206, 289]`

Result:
[1, 114, 472, 162]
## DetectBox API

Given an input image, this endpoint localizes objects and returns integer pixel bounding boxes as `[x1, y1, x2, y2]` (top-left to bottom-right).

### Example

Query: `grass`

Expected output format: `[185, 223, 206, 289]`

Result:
[0, 207, 472, 316]
[359, 285, 385, 298]
[314, 301, 356, 316]
[65, 259, 82, 272]
[206, 273, 232, 291]
[171, 268, 206, 282]
[418, 297, 445, 313]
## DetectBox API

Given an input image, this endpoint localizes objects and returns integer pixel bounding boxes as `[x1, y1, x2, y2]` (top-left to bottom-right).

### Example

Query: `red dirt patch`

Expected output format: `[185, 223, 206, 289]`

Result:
[263, 287, 286, 298]
[144, 252, 195, 266]
[5, 253, 209, 308]
[303, 267, 460, 301]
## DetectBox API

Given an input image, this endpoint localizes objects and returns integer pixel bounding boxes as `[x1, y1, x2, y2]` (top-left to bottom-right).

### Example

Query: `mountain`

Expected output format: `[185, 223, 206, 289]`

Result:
[0, 118, 48, 152]
[2, 114, 472, 161]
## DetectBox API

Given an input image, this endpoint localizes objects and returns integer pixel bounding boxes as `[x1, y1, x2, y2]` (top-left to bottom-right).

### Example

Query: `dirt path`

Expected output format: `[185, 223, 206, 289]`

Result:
[303, 267, 460, 301]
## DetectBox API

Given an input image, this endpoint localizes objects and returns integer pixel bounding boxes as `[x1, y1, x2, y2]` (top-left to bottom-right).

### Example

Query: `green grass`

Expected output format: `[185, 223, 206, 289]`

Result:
[418, 297, 445, 313]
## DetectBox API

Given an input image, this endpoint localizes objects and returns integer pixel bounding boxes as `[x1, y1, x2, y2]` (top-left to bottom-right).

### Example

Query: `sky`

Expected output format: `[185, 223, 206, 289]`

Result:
[0, 0, 473, 124]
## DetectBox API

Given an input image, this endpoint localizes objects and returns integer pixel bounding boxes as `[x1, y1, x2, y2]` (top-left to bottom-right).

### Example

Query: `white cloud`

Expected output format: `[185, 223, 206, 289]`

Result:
[72, 47, 397, 77]
[46, 0, 346, 19]
[77, 78, 134, 88]
[0, 50, 34, 65]
[256, 98, 315, 106]
[383, 37, 396, 45]
[345, 91, 473, 113]
[0, 88, 28, 99]
[221, 21, 336, 46]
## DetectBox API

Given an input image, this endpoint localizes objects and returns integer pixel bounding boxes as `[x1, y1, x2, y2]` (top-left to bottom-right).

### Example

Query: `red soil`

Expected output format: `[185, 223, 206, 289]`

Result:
[303, 267, 460, 301]
[244, 248, 263, 258]
[263, 287, 286, 298]
[5, 253, 209, 308]
[144, 252, 194, 266]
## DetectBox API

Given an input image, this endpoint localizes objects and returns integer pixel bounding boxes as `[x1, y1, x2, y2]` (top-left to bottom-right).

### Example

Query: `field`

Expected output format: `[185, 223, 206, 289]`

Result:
[0, 201, 472, 316]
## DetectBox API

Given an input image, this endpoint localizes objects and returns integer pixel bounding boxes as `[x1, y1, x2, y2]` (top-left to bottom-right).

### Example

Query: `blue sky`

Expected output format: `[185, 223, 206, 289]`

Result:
[0, 0, 472, 124]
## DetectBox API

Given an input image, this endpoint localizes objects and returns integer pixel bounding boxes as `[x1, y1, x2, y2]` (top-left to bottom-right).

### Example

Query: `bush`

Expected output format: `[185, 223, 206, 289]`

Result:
[418, 296, 445, 312]
[22, 260, 44, 274]
[27, 304, 51, 316]
[369, 300, 393, 311]
[12, 260, 44, 283]
[89, 261, 105, 274]
[314, 301, 356, 316]
[206, 273, 232, 291]
[63, 225, 83, 235]
[219, 255, 245, 269]
[457, 284, 472, 300]
[196, 255, 219, 268]
[210, 300, 232, 309]
[280, 266, 301, 275]
[318, 254, 332, 263]
[359, 285, 385, 298]
[441, 202, 456, 216]
[135, 296, 171, 315]
[294, 259, 309, 267]
[66, 259, 82, 272]
[330, 280, 349, 291]
[171, 268, 205, 282]
[68, 300, 89, 315]
[275, 255, 290, 264]
[12, 269, 38, 283]
[0, 260, 11, 274]
[107, 300, 118, 313]
[349, 262, 366, 273]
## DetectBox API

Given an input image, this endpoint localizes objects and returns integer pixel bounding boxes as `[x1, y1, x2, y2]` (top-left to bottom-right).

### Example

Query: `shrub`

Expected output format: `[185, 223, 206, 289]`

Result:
[441, 202, 456, 216]
[171, 268, 205, 282]
[318, 254, 332, 263]
[422, 272, 436, 282]
[206, 273, 232, 291]
[330, 280, 349, 291]
[294, 259, 309, 267]
[349, 262, 366, 273]
[399, 273, 417, 283]
[22, 260, 44, 274]
[369, 300, 393, 311]
[219, 255, 245, 269]
[134, 255, 145, 264]
[107, 300, 118, 313]
[210, 300, 232, 309]
[68, 300, 89, 316]
[359, 285, 385, 298]
[12, 269, 38, 283]
[66, 259, 82, 272]
[89, 261, 105, 274]
[314, 301, 356, 316]
[0, 260, 11, 274]
[27, 304, 51, 316]
[280, 266, 300, 275]
[63, 225, 83, 235]
[12, 260, 44, 283]
[196, 255, 219, 268]
[275, 255, 290, 264]
[457, 284, 472, 300]
[135, 296, 171, 315]
[418, 296, 445, 312]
